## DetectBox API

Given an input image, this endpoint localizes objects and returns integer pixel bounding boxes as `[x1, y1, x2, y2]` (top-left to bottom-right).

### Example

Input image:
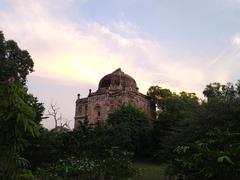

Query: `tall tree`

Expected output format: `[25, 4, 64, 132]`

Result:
[0, 31, 44, 178]
[147, 85, 172, 112]
[203, 82, 236, 101]
[0, 31, 34, 85]
[201, 82, 240, 131]
[147, 86, 201, 161]
[0, 31, 44, 126]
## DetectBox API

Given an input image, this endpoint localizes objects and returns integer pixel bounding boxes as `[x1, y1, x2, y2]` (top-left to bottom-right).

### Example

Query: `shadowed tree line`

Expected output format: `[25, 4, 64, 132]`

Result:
[1, 30, 240, 179]
[147, 82, 240, 179]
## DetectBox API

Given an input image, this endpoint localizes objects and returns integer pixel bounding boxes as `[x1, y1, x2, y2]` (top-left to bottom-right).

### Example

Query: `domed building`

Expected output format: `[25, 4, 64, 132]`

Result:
[74, 68, 155, 129]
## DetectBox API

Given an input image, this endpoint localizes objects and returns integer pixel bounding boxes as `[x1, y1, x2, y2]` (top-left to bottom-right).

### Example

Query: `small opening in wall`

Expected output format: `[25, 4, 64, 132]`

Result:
[98, 111, 101, 117]
[79, 106, 82, 114]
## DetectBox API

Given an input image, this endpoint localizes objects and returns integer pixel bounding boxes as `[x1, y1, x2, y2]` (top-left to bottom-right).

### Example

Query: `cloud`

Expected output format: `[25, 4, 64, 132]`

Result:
[0, 0, 201, 93]
[1, 1, 239, 96]
[232, 34, 240, 46]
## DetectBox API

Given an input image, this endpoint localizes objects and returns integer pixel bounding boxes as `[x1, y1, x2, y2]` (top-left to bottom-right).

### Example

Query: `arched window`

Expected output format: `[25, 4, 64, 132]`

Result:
[95, 104, 101, 118]
[78, 106, 82, 114]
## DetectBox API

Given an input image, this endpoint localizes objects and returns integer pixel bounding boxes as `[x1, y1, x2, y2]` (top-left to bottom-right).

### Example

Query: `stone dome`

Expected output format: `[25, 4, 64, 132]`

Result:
[98, 68, 138, 92]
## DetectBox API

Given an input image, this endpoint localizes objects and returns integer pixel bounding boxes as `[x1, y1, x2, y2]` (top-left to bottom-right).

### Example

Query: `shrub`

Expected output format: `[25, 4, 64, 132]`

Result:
[34, 147, 138, 180]
[167, 128, 240, 180]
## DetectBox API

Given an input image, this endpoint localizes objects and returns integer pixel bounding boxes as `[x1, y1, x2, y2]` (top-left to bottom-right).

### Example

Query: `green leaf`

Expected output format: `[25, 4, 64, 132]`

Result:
[217, 155, 233, 164]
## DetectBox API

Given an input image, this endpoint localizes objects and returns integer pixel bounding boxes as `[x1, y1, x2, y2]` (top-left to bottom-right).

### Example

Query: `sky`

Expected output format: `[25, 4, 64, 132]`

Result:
[0, 0, 240, 129]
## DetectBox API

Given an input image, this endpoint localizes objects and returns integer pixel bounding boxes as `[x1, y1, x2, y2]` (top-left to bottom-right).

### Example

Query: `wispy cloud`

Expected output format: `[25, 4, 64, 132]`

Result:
[0, 0, 239, 96]
[205, 34, 240, 85]
[0, 0, 191, 92]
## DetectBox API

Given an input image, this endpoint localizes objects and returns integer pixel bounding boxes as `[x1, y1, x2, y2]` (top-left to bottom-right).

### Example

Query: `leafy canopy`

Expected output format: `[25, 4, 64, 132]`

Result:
[0, 31, 34, 85]
[0, 31, 42, 179]
[106, 103, 152, 157]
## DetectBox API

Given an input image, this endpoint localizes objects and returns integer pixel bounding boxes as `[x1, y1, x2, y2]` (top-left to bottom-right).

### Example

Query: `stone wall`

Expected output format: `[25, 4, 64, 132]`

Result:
[74, 90, 155, 129]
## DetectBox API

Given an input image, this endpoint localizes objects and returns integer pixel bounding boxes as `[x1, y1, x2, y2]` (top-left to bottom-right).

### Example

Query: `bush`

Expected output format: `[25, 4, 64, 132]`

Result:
[34, 148, 138, 180]
[167, 128, 240, 180]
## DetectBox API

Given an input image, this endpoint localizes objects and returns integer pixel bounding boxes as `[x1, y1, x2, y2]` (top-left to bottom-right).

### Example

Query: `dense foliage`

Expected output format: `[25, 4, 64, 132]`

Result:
[0, 31, 43, 179]
[23, 105, 145, 179]
[106, 103, 152, 157]
[147, 86, 201, 161]
[168, 128, 240, 180]
[0, 81, 39, 179]
[166, 81, 240, 179]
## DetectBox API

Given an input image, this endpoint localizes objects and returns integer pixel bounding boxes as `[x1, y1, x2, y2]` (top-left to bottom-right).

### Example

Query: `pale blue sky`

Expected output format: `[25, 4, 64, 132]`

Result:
[76, 0, 240, 50]
[0, 0, 240, 128]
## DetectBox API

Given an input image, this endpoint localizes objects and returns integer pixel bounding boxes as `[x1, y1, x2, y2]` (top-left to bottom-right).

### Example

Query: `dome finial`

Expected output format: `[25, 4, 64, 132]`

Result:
[115, 68, 122, 72]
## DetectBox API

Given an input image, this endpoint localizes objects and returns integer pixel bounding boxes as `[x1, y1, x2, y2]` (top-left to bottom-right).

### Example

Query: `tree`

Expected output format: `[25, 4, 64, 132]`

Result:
[203, 82, 236, 101]
[147, 85, 172, 112]
[147, 86, 201, 161]
[46, 102, 70, 129]
[167, 80, 240, 179]
[0, 31, 44, 126]
[200, 81, 240, 132]
[0, 31, 34, 85]
[0, 81, 39, 178]
[0, 31, 44, 178]
[106, 103, 152, 157]
[23, 127, 69, 169]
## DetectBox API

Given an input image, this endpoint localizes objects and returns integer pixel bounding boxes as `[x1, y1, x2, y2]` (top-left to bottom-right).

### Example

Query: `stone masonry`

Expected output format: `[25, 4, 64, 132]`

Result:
[74, 68, 155, 129]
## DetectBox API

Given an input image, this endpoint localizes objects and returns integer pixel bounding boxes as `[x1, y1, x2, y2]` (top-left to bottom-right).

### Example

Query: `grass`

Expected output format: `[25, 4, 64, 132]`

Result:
[131, 161, 167, 180]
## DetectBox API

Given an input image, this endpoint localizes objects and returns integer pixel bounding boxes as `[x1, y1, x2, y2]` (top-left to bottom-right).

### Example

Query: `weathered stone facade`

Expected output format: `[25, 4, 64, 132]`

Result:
[74, 68, 155, 129]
